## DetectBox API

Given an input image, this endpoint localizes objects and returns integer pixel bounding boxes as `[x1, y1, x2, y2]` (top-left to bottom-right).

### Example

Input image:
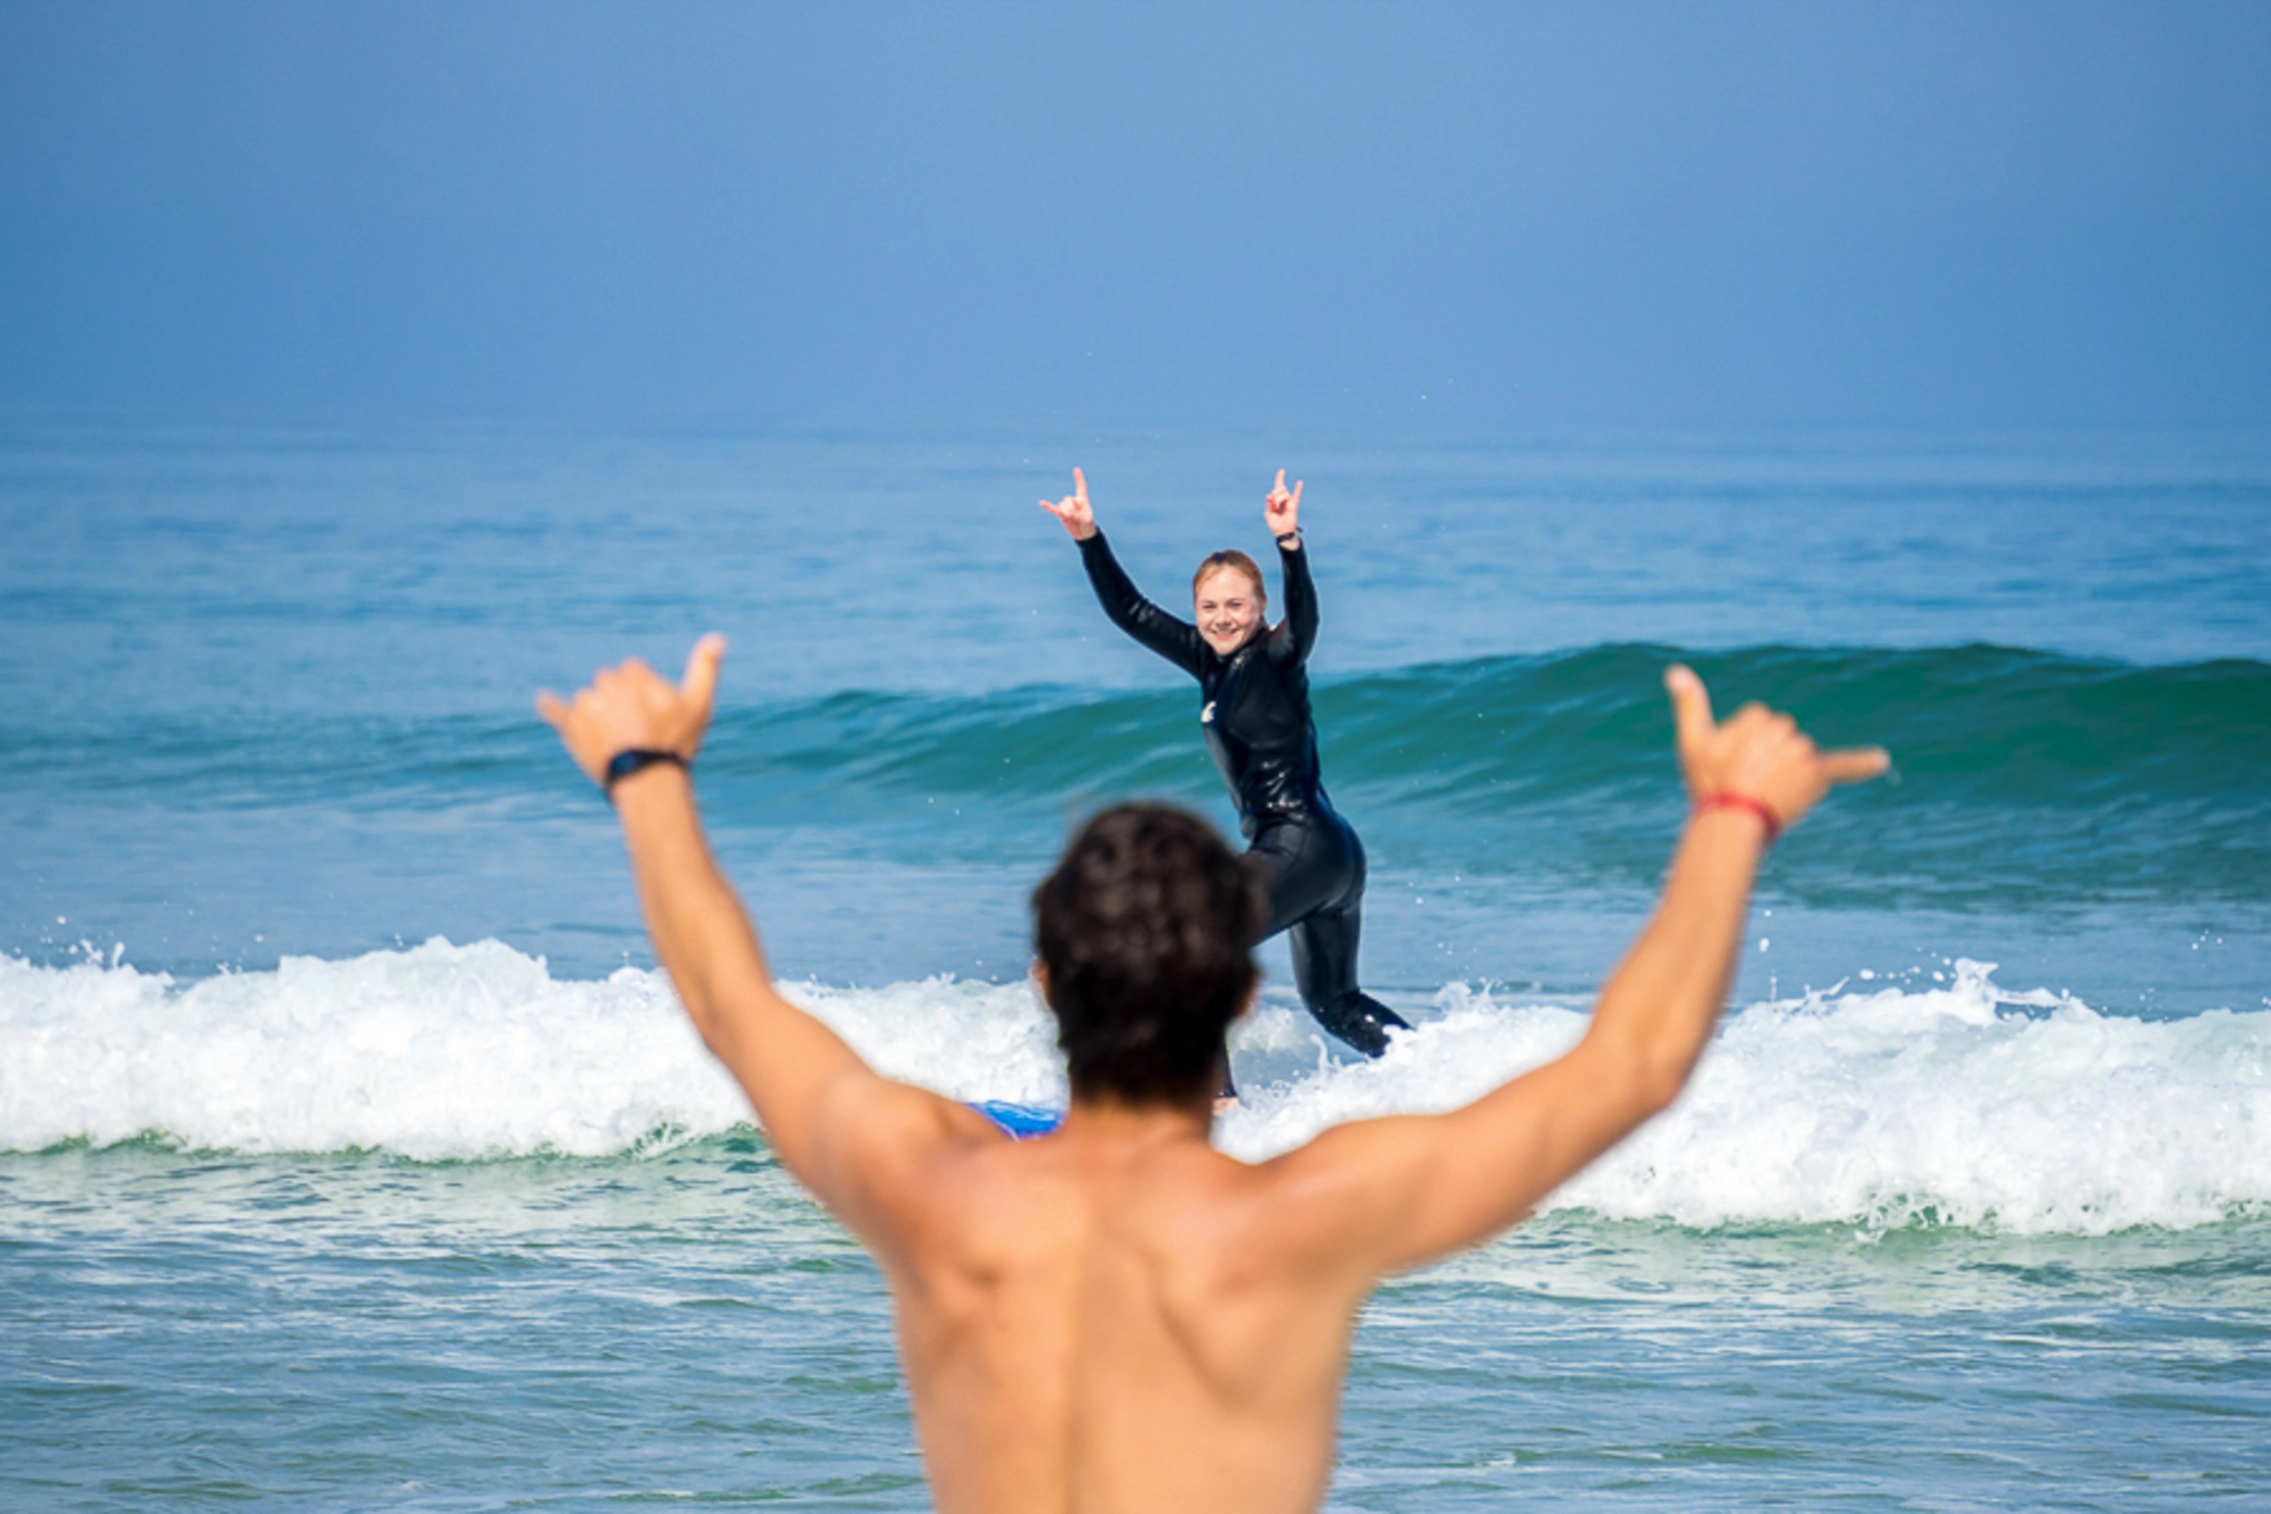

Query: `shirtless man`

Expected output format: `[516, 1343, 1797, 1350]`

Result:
[539, 635, 1886, 1514]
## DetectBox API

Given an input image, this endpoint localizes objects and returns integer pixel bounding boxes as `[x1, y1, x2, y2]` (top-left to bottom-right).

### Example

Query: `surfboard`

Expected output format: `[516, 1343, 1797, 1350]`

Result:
[970, 1100, 1064, 1139]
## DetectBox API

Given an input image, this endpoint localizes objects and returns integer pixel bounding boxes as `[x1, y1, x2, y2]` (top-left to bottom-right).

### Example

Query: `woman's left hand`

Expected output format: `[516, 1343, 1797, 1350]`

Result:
[1265, 469, 1303, 540]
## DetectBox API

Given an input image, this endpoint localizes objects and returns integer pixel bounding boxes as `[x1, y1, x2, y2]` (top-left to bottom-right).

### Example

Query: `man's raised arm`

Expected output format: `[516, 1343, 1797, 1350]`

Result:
[538, 636, 998, 1227]
[1277, 664, 1889, 1279]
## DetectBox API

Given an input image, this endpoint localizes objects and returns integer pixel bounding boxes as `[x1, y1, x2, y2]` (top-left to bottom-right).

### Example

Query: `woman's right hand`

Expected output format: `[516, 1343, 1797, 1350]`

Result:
[1039, 468, 1098, 540]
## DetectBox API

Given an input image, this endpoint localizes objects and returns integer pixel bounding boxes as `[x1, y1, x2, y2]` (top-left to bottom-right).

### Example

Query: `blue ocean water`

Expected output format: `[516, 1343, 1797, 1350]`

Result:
[3, 415, 2269, 1508]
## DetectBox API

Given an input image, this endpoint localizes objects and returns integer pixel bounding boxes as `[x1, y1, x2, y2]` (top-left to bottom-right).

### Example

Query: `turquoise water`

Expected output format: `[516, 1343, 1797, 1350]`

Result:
[8, 1143, 2267, 1510]
[4, 417, 2269, 1507]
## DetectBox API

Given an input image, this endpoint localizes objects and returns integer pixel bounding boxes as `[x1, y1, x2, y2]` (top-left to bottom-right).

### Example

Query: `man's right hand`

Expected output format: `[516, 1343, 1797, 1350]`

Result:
[1665, 663, 1889, 835]
[537, 634, 725, 790]
[1039, 467, 1098, 540]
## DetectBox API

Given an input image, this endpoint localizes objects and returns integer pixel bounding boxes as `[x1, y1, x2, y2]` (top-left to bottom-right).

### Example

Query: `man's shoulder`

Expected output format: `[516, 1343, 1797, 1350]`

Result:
[821, 1082, 1014, 1212]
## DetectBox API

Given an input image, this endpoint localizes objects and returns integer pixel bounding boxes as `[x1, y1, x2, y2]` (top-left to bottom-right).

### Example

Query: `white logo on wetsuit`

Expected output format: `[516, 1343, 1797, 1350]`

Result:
[1200, 700, 1216, 725]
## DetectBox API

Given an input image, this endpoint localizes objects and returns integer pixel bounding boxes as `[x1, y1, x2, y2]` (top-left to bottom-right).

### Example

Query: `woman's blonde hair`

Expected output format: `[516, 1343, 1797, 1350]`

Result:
[1191, 550, 1266, 606]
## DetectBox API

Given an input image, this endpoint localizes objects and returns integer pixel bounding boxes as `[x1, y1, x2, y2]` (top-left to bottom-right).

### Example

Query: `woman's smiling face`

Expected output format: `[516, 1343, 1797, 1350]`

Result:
[1193, 565, 1264, 655]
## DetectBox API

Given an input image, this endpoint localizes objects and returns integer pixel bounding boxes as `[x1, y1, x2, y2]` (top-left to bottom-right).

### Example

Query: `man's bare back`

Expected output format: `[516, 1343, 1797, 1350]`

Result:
[872, 1101, 1358, 1511]
[540, 633, 1884, 1514]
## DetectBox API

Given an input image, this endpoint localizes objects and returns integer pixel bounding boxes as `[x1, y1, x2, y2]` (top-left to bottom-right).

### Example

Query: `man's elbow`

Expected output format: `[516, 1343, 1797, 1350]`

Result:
[663, 969, 725, 1046]
[689, 1011, 730, 1061]
[1630, 1053, 1693, 1121]
[1583, 1033, 1697, 1125]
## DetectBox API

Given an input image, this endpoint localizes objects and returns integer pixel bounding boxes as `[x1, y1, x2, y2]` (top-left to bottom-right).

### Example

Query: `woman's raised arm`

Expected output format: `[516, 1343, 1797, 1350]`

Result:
[1045, 468, 1209, 677]
[1265, 470, 1319, 668]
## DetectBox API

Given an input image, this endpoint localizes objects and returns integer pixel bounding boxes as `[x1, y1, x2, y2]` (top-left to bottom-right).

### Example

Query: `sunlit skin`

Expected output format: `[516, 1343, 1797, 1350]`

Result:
[1040, 467, 1306, 657]
[539, 629, 1888, 1514]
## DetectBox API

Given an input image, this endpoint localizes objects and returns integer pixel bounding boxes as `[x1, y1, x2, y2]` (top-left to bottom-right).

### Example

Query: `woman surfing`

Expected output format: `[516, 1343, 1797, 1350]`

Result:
[1041, 468, 1410, 1074]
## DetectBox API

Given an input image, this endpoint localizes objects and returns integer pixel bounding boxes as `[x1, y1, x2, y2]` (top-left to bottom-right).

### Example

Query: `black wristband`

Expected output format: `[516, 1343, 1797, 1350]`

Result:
[1275, 529, 1301, 546]
[603, 748, 688, 796]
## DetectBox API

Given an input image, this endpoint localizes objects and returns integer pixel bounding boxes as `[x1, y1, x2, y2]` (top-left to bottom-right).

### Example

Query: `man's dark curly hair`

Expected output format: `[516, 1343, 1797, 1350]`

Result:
[1032, 803, 1267, 1105]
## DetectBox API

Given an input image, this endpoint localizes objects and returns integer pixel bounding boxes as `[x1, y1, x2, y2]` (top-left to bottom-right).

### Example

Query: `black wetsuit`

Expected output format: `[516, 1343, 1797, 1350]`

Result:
[1077, 531, 1410, 1056]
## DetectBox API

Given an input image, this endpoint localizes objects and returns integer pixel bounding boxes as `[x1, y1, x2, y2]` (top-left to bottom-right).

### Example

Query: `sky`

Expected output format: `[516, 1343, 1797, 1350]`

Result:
[2, 1, 2267, 432]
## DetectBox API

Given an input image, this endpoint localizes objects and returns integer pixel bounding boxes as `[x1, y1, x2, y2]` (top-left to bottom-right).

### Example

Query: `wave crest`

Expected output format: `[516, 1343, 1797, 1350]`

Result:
[5, 943, 2265, 1235]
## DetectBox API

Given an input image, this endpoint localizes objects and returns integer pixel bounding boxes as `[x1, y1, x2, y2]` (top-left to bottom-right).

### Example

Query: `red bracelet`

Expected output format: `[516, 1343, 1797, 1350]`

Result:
[1693, 792, 1782, 845]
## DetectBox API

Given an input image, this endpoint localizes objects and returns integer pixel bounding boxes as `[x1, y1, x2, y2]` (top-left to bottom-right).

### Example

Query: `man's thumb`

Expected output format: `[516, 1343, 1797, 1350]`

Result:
[1664, 664, 1715, 753]
[683, 633, 727, 709]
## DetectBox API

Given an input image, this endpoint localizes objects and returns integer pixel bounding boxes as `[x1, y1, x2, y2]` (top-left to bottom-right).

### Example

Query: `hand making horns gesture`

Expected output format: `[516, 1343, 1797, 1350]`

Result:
[1665, 663, 1890, 837]
[1264, 469, 1302, 539]
[1039, 468, 1098, 541]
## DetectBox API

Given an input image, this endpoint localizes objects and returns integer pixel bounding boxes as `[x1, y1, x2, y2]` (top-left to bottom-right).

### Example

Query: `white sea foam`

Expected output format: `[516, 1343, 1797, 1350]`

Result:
[4, 944, 2265, 1233]
[0, 938, 1060, 1162]
[1223, 961, 2271, 1235]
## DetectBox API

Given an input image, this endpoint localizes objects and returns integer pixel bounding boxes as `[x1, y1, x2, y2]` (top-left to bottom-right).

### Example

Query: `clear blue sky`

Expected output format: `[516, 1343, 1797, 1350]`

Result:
[3, 1, 2266, 430]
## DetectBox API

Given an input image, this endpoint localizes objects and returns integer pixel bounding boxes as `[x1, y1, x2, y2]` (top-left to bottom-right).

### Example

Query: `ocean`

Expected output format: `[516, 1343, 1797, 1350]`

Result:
[3, 415, 2268, 1509]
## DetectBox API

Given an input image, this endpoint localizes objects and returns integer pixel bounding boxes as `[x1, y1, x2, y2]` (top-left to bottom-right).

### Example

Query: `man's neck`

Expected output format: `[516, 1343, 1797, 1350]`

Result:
[1057, 1092, 1215, 1147]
